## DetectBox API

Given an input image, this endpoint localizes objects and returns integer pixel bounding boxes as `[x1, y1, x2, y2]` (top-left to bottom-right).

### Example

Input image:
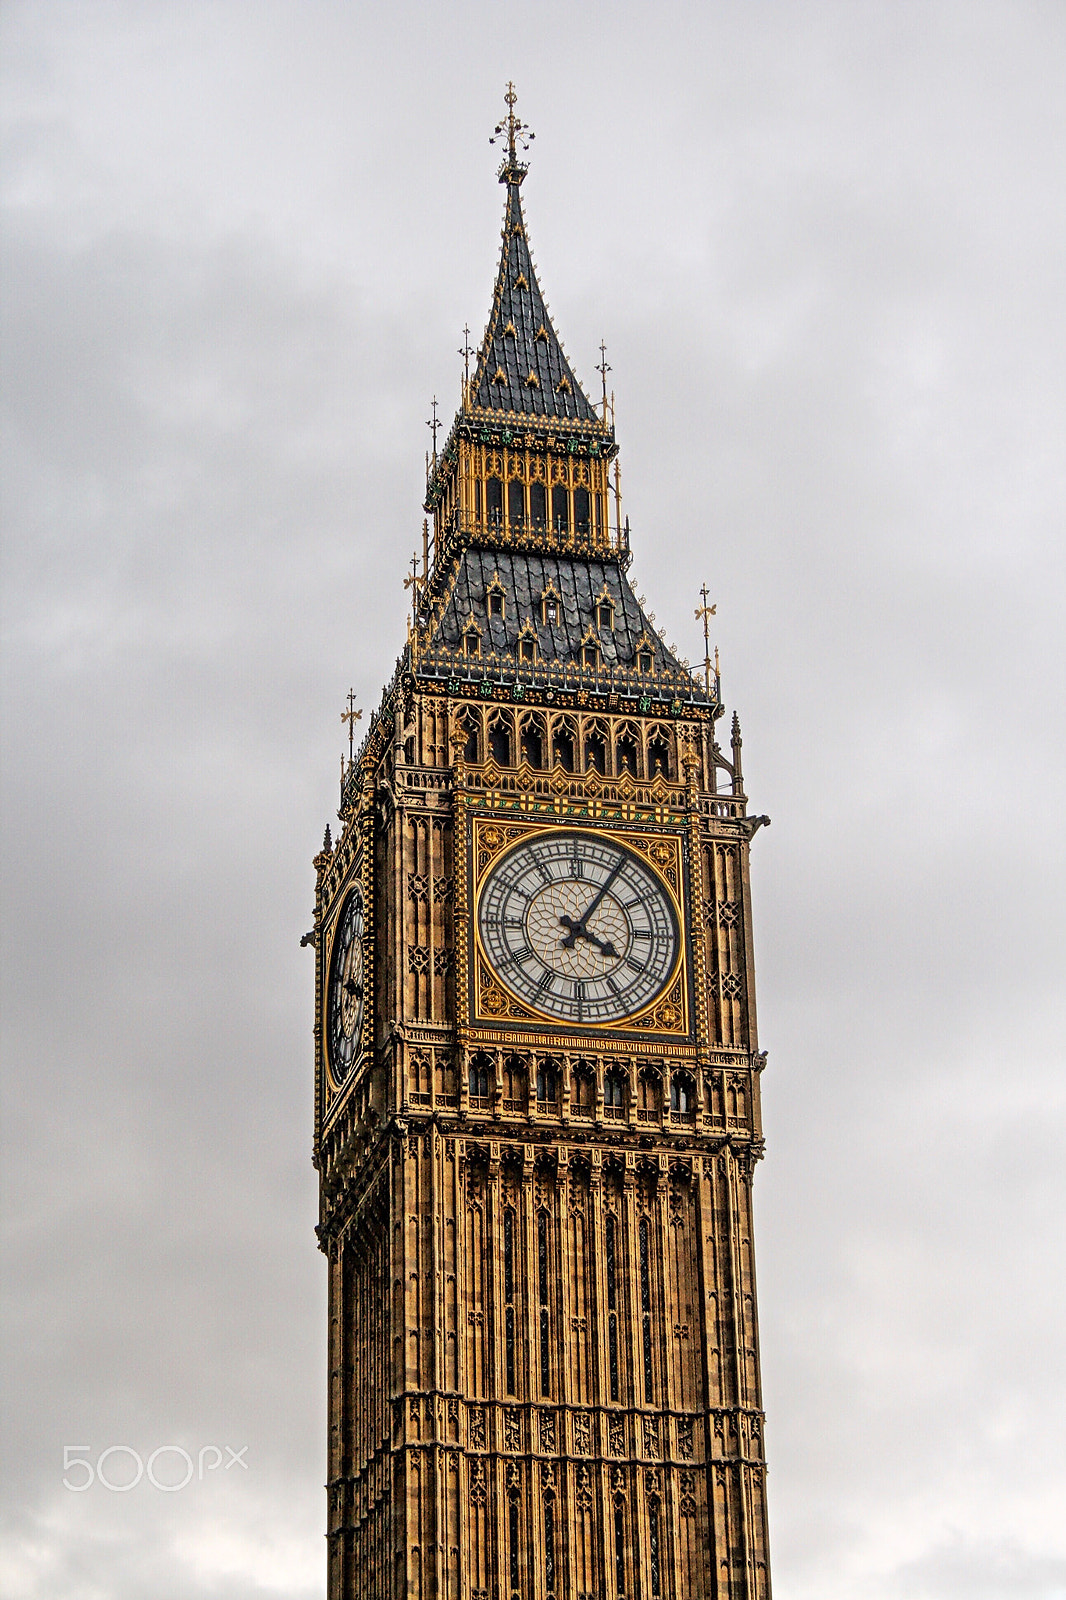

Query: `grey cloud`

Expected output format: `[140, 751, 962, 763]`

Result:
[3, 3, 1065, 1598]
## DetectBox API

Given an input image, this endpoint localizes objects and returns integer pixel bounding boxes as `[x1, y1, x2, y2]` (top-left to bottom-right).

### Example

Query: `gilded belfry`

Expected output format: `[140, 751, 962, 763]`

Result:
[311, 86, 773, 1600]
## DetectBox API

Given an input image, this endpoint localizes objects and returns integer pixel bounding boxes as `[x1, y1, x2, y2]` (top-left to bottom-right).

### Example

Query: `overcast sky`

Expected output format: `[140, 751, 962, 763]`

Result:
[2, 3, 1065, 1598]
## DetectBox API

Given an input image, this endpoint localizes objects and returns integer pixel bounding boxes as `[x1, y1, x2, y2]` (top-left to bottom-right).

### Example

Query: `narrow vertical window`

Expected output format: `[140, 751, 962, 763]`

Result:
[538, 1210, 551, 1396]
[614, 1502, 626, 1596]
[551, 484, 569, 532]
[606, 1213, 619, 1402]
[504, 1209, 515, 1300]
[648, 1499, 661, 1598]
[509, 1498, 520, 1593]
[504, 1208, 516, 1395]
[639, 1216, 653, 1399]
[544, 1499, 556, 1595]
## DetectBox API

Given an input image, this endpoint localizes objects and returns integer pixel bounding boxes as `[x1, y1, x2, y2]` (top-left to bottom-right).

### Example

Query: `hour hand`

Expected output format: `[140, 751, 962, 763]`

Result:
[558, 914, 617, 958]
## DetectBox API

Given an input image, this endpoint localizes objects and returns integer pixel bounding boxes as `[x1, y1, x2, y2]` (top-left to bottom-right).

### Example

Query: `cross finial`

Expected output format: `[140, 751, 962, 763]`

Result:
[694, 582, 718, 694]
[341, 687, 362, 765]
[426, 395, 440, 462]
[490, 82, 534, 184]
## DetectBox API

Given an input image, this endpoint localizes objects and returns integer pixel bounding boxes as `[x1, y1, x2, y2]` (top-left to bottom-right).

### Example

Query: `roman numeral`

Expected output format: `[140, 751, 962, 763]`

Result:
[625, 956, 645, 973]
[632, 928, 652, 940]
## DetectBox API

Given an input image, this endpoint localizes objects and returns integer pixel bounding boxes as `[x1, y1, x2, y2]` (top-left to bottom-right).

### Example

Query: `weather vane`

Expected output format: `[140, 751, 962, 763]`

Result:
[426, 396, 440, 463]
[596, 339, 612, 420]
[404, 551, 422, 614]
[694, 583, 718, 693]
[341, 687, 362, 766]
[459, 324, 474, 388]
[490, 82, 534, 180]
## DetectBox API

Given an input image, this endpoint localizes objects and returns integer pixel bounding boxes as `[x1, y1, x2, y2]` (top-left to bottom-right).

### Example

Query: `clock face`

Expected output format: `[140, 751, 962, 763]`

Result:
[327, 887, 365, 1084]
[478, 831, 680, 1025]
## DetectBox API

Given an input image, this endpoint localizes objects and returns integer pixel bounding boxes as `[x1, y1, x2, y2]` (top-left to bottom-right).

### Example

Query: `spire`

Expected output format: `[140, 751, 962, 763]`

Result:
[470, 86, 599, 425]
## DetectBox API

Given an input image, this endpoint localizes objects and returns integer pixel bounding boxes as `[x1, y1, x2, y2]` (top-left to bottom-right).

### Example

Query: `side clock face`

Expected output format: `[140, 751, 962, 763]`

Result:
[327, 887, 365, 1084]
[478, 831, 680, 1025]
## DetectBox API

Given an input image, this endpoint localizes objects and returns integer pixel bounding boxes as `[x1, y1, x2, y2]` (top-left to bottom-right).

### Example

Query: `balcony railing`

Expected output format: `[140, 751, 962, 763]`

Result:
[433, 508, 628, 572]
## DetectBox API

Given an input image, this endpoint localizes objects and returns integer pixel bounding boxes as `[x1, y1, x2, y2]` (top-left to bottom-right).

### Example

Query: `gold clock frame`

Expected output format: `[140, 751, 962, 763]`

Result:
[322, 866, 369, 1098]
[467, 812, 691, 1040]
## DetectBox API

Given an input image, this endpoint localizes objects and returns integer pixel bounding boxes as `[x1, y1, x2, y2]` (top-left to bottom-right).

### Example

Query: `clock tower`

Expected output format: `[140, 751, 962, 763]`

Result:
[311, 88, 773, 1600]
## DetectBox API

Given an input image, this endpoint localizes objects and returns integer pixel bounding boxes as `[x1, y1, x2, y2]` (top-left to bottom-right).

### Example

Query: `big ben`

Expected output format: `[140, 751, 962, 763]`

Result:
[311, 87, 773, 1600]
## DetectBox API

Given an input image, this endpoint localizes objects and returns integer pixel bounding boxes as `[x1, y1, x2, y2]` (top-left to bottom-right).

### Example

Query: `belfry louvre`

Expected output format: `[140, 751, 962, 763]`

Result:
[311, 87, 773, 1600]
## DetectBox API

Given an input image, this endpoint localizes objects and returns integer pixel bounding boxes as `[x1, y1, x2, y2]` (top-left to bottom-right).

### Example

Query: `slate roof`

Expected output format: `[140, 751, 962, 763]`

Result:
[423, 549, 685, 676]
[469, 176, 600, 425]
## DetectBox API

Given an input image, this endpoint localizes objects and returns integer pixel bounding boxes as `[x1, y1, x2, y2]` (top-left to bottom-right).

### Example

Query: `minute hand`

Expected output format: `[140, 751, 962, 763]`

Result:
[559, 858, 624, 948]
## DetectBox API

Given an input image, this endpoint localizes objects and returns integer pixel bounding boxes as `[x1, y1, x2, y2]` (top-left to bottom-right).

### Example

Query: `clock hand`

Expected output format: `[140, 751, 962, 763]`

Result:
[559, 857, 624, 948]
[557, 916, 618, 959]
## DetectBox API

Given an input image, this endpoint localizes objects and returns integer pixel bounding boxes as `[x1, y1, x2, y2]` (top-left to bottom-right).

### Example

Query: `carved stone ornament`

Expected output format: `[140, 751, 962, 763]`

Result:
[608, 1416, 625, 1456]
[573, 1411, 592, 1454]
[539, 1410, 557, 1452]
[408, 944, 430, 974]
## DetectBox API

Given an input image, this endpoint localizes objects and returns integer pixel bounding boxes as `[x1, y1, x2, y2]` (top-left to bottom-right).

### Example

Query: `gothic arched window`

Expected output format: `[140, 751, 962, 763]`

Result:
[520, 713, 544, 767]
[468, 1052, 491, 1099]
[460, 712, 480, 764]
[536, 1059, 559, 1105]
[551, 485, 569, 533]
[584, 726, 607, 774]
[648, 731, 671, 778]
[570, 1062, 595, 1114]
[670, 1073, 691, 1114]
[503, 1053, 527, 1108]
[489, 715, 512, 767]
[616, 726, 639, 777]
[551, 721, 575, 772]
